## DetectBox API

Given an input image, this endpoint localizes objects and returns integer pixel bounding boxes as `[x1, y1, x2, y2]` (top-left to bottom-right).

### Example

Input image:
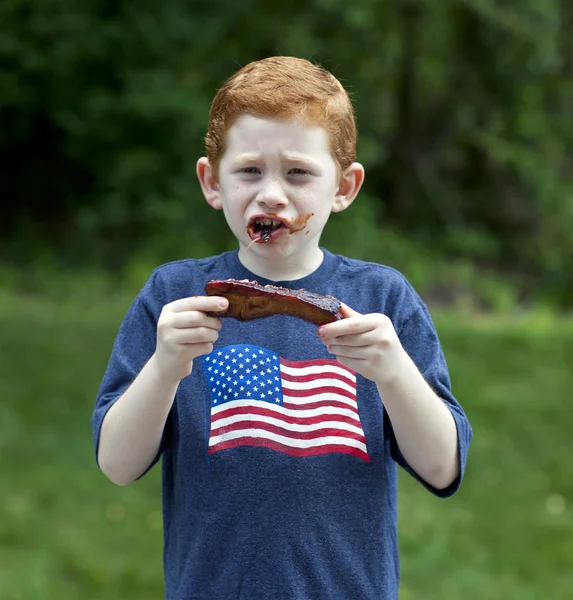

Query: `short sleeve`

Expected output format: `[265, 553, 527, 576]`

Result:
[384, 305, 472, 498]
[90, 274, 172, 476]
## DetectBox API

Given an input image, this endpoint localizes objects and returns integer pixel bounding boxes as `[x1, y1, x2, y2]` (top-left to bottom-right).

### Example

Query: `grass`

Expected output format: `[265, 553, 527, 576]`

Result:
[0, 290, 572, 599]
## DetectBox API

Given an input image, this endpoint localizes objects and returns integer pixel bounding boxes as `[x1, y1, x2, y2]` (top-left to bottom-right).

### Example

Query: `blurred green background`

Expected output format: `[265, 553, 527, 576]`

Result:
[1, 1, 572, 598]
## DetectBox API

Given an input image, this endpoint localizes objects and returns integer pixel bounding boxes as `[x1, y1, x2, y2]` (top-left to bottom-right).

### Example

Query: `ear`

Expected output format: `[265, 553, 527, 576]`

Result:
[332, 162, 365, 213]
[196, 157, 222, 210]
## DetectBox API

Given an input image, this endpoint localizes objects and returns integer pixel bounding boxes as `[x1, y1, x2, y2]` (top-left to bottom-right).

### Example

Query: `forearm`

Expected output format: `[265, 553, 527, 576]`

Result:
[97, 354, 180, 486]
[377, 351, 459, 490]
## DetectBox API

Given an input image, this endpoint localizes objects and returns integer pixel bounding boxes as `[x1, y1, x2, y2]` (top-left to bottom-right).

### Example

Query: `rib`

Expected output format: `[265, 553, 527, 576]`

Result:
[205, 279, 343, 326]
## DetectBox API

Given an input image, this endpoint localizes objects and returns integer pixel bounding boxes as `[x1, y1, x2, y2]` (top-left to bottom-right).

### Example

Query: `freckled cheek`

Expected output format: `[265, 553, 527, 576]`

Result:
[222, 184, 253, 209]
[228, 185, 244, 197]
[295, 185, 322, 207]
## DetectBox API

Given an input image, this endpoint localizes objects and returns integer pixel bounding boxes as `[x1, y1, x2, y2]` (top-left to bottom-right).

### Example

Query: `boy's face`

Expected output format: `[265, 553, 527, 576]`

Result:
[198, 115, 363, 271]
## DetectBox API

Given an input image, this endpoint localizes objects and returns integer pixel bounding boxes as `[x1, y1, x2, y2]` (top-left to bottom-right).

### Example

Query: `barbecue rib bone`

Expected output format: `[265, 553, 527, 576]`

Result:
[205, 279, 343, 326]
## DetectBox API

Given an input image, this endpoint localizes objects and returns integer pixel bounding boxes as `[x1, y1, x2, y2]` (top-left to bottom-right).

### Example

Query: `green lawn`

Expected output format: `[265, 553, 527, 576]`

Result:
[1, 291, 571, 599]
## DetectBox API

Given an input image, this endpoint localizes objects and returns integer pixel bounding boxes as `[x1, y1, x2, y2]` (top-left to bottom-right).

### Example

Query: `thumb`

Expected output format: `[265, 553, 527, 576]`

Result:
[339, 302, 362, 319]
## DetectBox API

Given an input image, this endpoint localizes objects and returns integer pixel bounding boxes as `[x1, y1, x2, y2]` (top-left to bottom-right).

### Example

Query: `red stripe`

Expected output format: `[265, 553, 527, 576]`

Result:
[280, 370, 356, 388]
[280, 357, 354, 372]
[210, 420, 366, 443]
[209, 437, 370, 462]
[282, 399, 358, 414]
[212, 405, 361, 427]
[281, 385, 356, 401]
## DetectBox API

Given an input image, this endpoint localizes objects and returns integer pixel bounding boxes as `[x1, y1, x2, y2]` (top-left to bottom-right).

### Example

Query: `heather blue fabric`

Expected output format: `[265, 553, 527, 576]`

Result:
[92, 248, 472, 600]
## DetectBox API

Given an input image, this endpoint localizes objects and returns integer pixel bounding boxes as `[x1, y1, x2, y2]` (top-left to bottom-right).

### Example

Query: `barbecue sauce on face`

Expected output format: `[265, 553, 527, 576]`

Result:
[247, 212, 314, 244]
[285, 212, 314, 233]
[266, 212, 314, 234]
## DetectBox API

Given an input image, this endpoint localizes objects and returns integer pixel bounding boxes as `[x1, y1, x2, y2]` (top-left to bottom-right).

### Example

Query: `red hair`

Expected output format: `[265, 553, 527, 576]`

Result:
[205, 57, 357, 179]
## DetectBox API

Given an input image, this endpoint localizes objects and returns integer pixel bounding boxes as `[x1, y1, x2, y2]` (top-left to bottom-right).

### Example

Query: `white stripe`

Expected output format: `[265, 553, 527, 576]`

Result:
[282, 393, 357, 409]
[282, 377, 356, 395]
[211, 413, 365, 436]
[280, 363, 356, 382]
[211, 399, 361, 423]
[209, 428, 367, 452]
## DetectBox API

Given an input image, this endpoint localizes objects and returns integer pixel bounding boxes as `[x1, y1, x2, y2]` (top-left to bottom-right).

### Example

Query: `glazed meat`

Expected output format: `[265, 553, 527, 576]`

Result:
[205, 279, 343, 326]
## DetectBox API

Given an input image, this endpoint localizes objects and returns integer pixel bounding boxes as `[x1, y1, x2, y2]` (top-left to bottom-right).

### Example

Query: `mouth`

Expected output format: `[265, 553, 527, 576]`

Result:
[247, 216, 287, 243]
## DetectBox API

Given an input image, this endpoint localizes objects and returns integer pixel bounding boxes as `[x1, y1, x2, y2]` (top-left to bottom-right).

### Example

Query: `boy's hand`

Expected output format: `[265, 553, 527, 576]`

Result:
[152, 296, 229, 383]
[318, 304, 406, 385]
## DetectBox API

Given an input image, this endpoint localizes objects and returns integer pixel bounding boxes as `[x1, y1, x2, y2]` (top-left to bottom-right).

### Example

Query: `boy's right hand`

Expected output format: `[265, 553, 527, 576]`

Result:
[152, 296, 229, 383]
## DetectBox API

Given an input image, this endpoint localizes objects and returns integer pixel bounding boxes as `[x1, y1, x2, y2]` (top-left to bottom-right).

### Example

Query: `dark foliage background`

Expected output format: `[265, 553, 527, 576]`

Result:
[2, 0, 572, 305]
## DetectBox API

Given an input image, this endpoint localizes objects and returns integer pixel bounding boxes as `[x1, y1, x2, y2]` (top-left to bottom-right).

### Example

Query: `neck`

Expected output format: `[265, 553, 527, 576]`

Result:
[237, 244, 324, 282]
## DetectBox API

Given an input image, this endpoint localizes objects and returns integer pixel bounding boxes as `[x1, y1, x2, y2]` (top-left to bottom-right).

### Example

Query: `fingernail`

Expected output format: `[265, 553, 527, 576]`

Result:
[318, 328, 325, 337]
[218, 300, 227, 309]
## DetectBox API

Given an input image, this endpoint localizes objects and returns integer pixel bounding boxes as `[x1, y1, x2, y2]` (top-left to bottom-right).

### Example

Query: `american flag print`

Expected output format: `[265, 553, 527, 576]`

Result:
[202, 344, 369, 462]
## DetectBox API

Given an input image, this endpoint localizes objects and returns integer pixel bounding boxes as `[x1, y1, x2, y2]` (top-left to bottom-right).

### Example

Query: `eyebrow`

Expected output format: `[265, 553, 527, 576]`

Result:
[230, 153, 260, 166]
[281, 152, 323, 170]
[231, 152, 323, 171]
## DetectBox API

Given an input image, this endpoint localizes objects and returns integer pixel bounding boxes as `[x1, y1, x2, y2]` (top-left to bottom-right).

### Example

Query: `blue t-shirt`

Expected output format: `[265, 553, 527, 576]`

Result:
[92, 248, 472, 600]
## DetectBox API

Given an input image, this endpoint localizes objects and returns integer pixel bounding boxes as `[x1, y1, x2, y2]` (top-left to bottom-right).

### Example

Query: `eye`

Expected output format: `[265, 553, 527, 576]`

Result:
[241, 167, 261, 174]
[288, 168, 310, 176]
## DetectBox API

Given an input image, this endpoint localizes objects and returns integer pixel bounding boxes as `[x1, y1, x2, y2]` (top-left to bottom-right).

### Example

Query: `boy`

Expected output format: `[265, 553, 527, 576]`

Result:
[92, 56, 472, 600]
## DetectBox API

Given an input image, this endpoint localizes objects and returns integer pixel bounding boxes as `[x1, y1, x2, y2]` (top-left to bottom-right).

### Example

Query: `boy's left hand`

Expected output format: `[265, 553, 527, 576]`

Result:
[317, 304, 406, 385]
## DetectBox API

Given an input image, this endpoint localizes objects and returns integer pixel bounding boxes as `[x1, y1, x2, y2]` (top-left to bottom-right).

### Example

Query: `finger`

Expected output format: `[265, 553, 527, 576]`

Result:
[327, 345, 370, 359]
[167, 296, 229, 314]
[169, 311, 223, 331]
[319, 314, 375, 341]
[322, 330, 378, 347]
[192, 342, 215, 358]
[171, 326, 220, 345]
[339, 302, 361, 318]
[335, 355, 364, 372]
[317, 302, 361, 338]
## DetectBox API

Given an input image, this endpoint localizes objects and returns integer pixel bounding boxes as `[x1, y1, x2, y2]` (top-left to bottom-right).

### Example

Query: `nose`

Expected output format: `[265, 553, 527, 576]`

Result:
[256, 177, 289, 209]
